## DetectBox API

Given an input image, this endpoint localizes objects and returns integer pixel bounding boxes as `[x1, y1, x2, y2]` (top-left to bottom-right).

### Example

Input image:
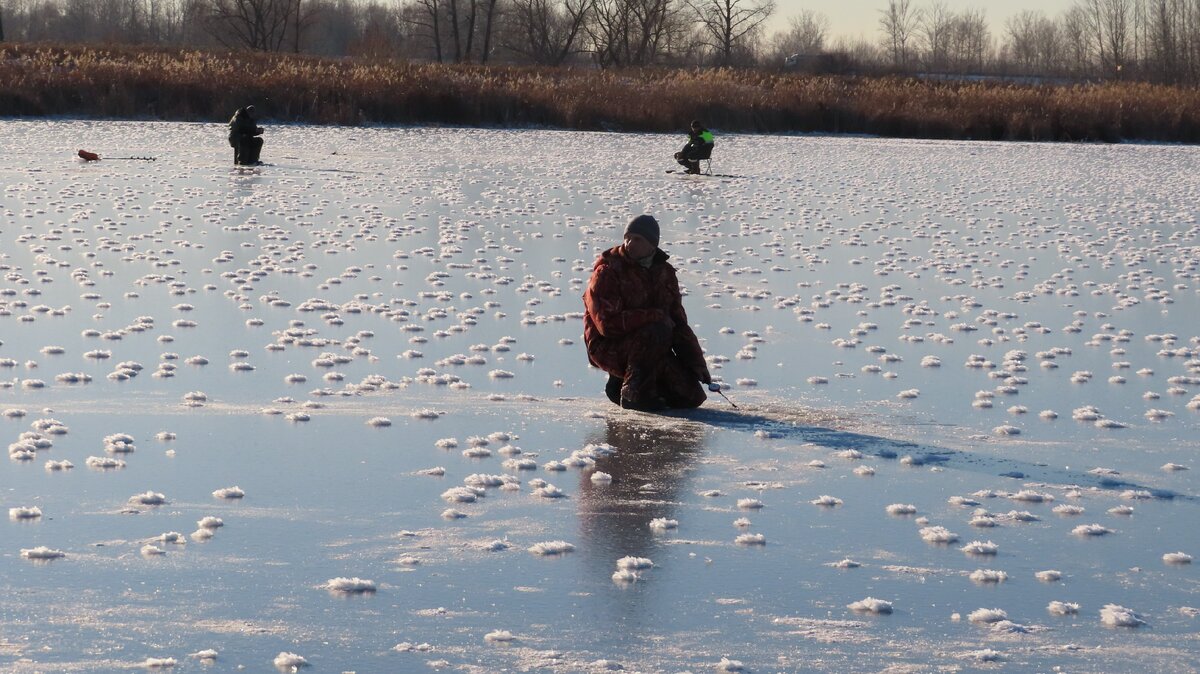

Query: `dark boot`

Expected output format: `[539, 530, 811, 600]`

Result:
[605, 374, 622, 405]
[620, 369, 667, 411]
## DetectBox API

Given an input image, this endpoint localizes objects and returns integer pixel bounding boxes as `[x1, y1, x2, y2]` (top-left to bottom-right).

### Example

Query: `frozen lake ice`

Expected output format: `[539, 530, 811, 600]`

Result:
[1, 120, 1198, 672]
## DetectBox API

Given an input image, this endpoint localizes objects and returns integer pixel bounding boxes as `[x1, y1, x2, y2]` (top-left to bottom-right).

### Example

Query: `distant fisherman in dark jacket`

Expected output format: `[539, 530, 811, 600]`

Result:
[228, 105, 264, 166]
[583, 215, 712, 411]
[674, 120, 714, 174]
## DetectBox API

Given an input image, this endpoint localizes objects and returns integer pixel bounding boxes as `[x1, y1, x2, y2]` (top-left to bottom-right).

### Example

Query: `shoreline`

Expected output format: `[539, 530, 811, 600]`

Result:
[3, 43, 1200, 144]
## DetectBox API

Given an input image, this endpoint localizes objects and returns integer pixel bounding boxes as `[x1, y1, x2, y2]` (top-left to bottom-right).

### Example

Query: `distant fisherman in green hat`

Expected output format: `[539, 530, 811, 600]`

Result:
[674, 120, 714, 174]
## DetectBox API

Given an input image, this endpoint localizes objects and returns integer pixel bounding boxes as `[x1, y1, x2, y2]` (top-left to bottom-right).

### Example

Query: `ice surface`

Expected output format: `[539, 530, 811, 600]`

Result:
[1, 121, 1198, 672]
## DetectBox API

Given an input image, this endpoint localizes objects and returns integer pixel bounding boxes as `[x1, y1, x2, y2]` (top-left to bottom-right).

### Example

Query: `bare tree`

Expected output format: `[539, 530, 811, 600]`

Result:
[204, 0, 294, 50]
[478, 0, 501, 62]
[767, 8, 827, 63]
[587, 0, 684, 67]
[1080, 0, 1133, 77]
[1145, 0, 1182, 80]
[918, 1, 952, 70]
[345, 2, 405, 58]
[1007, 10, 1042, 72]
[688, 0, 775, 66]
[1102, 0, 1134, 76]
[503, 0, 593, 65]
[878, 0, 920, 68]
[407, 0, 445, 61]
[1061, 4, 1091, 75]
[946, 7, 988, 73]
[429, 0, 502, 62]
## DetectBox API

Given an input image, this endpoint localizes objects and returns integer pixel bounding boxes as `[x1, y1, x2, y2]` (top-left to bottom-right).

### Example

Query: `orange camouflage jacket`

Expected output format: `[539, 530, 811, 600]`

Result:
[582, 245, 709, 380]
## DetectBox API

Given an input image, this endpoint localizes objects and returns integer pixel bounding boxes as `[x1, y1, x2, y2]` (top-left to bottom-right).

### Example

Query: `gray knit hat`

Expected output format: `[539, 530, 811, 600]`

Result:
[624, 214, 660, 247]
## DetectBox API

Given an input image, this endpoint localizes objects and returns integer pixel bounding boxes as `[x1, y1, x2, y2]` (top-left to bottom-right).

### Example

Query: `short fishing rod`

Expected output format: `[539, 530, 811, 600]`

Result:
[708, 382, 738, 409]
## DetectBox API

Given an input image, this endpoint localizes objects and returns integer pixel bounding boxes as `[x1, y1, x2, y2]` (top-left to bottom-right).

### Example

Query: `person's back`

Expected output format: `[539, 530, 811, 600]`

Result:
[228, 105, 264, 166]
[228, 107, 256, 141]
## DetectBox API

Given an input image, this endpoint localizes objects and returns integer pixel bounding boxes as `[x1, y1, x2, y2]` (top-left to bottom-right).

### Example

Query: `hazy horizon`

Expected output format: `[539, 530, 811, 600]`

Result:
[770, 0, 1078, 39]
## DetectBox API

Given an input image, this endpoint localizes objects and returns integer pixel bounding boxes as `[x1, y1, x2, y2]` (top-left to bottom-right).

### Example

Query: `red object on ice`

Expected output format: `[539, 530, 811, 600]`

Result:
[77, 149, 100, 161]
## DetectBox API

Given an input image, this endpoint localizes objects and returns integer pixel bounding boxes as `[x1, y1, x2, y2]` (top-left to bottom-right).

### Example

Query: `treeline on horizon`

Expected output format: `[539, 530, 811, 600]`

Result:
[3, 43, 1200, 143]
[3, 0, 1200, 84]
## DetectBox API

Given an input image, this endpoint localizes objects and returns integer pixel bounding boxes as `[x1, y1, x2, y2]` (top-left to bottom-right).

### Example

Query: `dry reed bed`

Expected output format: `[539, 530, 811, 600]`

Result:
[3, 43, 1199, 142]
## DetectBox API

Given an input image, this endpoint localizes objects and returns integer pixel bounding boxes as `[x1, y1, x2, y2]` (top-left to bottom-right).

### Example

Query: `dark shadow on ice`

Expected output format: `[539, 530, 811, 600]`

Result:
[657, 404, 1190, 501]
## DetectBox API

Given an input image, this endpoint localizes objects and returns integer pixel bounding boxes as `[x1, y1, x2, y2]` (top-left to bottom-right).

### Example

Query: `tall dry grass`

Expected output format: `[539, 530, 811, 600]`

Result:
[3, 43, 1199, 142]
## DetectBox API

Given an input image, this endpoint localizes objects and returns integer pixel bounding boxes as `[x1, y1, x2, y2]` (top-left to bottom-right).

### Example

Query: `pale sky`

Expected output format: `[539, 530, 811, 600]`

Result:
[771, 0, 1078, 39]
